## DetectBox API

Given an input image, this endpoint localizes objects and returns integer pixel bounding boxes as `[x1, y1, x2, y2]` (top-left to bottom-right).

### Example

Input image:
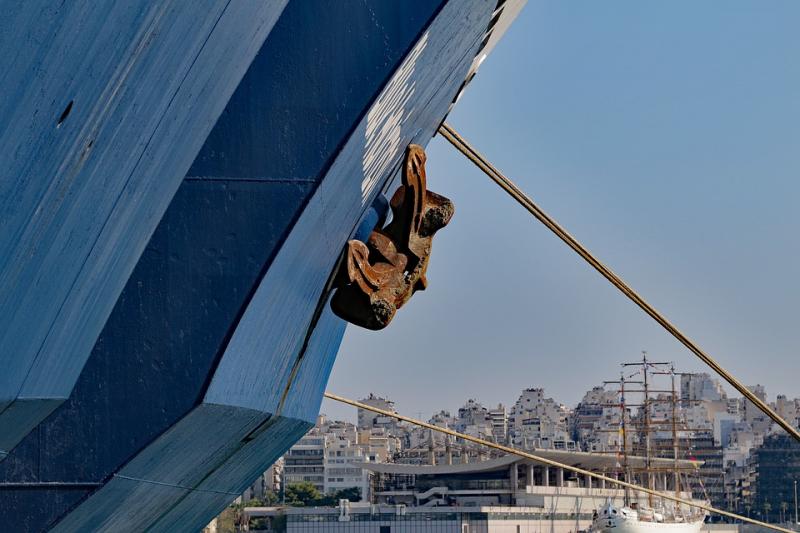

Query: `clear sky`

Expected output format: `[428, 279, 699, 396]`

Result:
[322, 1, 800, 422]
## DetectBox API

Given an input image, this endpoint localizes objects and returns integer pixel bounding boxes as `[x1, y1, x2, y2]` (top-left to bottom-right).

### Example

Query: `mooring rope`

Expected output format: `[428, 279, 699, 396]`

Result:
[325, 392, 793, 533]
[437, 122, 800, 444]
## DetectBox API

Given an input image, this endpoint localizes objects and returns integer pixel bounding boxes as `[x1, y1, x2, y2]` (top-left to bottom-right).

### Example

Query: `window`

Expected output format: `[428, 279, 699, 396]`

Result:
[380, 527, 390, 533]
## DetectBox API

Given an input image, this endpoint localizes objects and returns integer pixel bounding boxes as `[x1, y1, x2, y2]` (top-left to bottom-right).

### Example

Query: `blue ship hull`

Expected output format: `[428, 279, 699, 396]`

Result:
[0, 0, 521, 530]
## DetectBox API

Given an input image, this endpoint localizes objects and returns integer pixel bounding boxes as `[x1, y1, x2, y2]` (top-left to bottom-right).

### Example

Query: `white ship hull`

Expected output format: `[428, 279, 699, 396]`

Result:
[593, 504, 706, 533]
[594, 518, 704, 533]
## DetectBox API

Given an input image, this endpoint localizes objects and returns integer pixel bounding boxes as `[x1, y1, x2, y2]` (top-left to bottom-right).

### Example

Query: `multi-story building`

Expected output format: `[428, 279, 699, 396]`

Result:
[488, 404, 508, 444]
[282, 415, 403, 501]
[748, 433, 800, 521]
[572, 386, 622, 452]
[284, 431, 327, 492]
[454, 399, 495, 442]
[508, 388, 575, 451]
[713, 411, 738, 447]
[719, 422, 764, 513]
[325, 436, 371, 499]
[320, 415, 359, 443]
[681, 373, 727, 402]
[357, 427, 400, 463]
[775, 395, 800, 429]
[742, 385, 773, 436]
[687, 431, 725, 510]
[357, 393, 404, 436]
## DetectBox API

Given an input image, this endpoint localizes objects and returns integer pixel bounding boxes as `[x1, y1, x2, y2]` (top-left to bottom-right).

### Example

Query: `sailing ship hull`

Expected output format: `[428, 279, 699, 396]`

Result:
[593, 503, 706, 533]
[0, 0, 524, 531]
[594, 517, 705, 533]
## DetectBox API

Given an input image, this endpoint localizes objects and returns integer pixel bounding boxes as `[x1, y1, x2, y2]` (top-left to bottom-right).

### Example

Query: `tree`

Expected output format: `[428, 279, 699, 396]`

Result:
[283, 483, 362, 507]
[334, 487, 362, 503]
[316, 487, 363, 506]
[284, 482, 321, 507]
[261, 489, 280, 506]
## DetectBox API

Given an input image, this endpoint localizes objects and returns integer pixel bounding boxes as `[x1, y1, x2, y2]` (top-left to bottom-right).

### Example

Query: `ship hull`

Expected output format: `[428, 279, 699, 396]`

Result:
[593, 504, 706, 533]
[0, 0, 289, 457]
[595, 519, 705, 533]
[0, 0, 521, 530]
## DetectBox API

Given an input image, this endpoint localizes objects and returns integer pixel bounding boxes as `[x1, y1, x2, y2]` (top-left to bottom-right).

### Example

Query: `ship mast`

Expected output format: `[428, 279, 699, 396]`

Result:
[621, 351, 676, 509]
[670, 364, 680, 501]
[620, 371, 631, 506]
[642, 351, 653, 507]
[604, 370, 641, 507]
[622, 351, 653, 507]
[652, 364, 684, 514]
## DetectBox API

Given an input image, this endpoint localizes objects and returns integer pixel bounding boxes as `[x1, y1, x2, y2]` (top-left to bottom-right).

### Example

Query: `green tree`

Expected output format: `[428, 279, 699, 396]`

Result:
[314, 492, 336, 506]
[284, 482, 321, 507]
[315, 487, 363, 506]
[283, 484, 363, 507]
[334, 487, 362, 502]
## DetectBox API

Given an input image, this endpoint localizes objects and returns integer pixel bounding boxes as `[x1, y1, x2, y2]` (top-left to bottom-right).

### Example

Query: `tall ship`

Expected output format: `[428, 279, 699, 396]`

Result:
[592, 354, 708, 533]
[0, 1, 525, 531]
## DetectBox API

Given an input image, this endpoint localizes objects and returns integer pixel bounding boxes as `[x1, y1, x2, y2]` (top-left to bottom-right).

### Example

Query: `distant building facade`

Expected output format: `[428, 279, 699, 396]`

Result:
[749, 434, 800, 521]
[237, 377, 800, 515]
[508, 388, 575, 451]
[284, 432, 327, 492]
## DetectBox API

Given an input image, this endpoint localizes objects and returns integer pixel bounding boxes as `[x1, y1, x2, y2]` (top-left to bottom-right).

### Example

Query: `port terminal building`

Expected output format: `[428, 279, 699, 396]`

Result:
[240, 452, 705, 532]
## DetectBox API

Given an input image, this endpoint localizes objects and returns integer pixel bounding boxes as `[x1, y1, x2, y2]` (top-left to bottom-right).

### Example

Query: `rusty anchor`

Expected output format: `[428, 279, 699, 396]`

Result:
[331, 144, 454, 330]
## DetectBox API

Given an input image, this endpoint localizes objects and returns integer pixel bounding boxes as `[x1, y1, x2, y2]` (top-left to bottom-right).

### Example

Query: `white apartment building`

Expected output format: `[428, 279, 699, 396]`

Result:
[358, 428, 401, 463]
[573, 386, 621, 452]
[357, 394, 405, 437]
[488, 404, 508, 444]
[681, 373, 726, 402]
[455, 399, 495, 442]
[284, 432, 327, 492]
[282, 416, 402, 501]
[775, 394, 800, 428]
[508, 388, 574, 450]
[325, 436, 371, 498]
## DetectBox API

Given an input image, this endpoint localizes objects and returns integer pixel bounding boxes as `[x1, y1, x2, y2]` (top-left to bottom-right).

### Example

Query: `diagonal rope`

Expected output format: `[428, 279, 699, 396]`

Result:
[437, 122, 800, 444]
[325, 392, 792, 533]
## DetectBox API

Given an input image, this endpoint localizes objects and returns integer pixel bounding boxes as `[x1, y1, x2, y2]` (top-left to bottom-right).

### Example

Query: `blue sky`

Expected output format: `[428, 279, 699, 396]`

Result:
[322, 1, 800, 422]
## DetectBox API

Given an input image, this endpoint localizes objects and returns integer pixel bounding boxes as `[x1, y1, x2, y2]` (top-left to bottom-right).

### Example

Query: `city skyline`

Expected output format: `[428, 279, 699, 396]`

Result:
[319, 375, 791, 428]
[283, 373, 799, 514]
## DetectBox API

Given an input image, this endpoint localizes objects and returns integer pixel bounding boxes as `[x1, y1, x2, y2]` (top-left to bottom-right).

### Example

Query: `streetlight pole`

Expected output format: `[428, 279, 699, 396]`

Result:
[794, 479, 798, 526]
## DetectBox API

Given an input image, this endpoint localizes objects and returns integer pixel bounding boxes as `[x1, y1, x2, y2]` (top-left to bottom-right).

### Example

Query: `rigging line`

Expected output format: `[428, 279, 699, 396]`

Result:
[324, 392, 792, 533]
[437, 121, 800, 444]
